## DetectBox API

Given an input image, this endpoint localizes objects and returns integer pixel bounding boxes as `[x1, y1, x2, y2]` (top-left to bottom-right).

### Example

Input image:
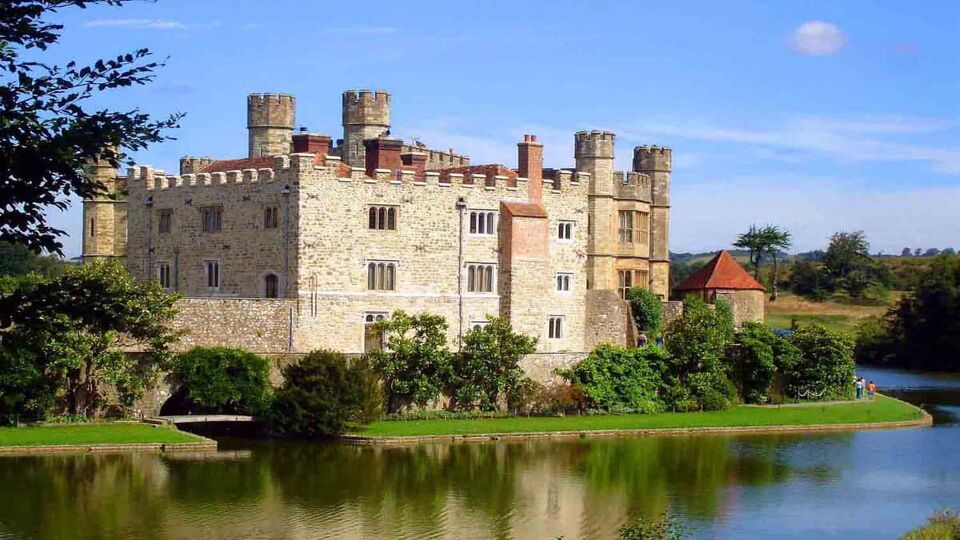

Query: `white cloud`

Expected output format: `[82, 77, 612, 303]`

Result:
[84, 18, 188, 30]
[789, 21, 847, 56]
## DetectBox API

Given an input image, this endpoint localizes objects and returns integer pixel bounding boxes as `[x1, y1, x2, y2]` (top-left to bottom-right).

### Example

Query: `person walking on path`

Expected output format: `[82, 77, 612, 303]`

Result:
[855, 377, 864, 400]
[867, 381, 877, 399]
[637, 332, 648, 348]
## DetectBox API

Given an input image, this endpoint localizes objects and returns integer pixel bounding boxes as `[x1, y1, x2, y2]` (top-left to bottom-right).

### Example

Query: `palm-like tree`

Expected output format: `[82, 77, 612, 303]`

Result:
[733, 224, 792, 300]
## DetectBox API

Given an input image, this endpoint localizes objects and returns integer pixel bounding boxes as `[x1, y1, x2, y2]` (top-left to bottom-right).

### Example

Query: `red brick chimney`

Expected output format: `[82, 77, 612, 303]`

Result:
[401, 151, 427, 179]
[518, 134, 544, 203]
[292, 131, 332, 157]
[364, 137, 403, 177]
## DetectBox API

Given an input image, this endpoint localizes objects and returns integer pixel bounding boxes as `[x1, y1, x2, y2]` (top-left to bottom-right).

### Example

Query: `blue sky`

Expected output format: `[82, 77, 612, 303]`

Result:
[42, 0, 960, 257]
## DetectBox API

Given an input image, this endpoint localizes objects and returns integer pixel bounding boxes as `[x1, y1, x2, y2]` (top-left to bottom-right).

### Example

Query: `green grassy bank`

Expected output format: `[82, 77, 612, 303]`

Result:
[353, 395, 924, 438]
[0, 423, 202, 447]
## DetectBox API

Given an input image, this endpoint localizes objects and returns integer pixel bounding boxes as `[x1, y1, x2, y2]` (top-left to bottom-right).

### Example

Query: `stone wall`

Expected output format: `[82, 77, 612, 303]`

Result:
[661, 300, 684, 326]
[173, 298, 296, 353]
[584, 289, 634, 348]
[715, 290, 765, 327]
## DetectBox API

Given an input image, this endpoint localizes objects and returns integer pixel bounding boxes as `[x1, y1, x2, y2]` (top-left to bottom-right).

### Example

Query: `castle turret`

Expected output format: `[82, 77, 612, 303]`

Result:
[247, 93, 295, 158]
[576, 131, 616, 290]
[81, 152, 127, 262]
[633, 145, 672, 298]
[342, 89, 391, 167]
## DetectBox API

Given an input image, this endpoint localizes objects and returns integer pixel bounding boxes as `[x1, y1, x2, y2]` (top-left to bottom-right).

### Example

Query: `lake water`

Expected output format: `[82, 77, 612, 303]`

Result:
[1, 367, 958, 540]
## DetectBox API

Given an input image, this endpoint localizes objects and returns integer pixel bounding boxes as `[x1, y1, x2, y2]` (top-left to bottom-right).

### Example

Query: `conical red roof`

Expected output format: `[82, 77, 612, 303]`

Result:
[673, 251, 765, 292]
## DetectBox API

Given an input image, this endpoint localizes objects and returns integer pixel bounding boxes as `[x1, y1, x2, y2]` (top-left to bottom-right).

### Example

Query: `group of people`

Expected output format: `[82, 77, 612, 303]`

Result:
[855, 376, 876, 400]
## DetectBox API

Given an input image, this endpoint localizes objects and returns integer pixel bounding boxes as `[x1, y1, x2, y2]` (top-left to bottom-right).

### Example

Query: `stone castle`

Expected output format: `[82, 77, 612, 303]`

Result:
[81, 89, 672, 361]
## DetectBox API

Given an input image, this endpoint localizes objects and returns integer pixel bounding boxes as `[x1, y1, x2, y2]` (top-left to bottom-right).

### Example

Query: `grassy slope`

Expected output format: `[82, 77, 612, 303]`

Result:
[0, 423, 202, 447]
[765, 293, 891, 332]
[354, 395, 922, 437]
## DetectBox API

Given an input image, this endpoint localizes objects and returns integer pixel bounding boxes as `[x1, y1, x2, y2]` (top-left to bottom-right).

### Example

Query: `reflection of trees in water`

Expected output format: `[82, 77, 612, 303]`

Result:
[0, 453, 169, 540]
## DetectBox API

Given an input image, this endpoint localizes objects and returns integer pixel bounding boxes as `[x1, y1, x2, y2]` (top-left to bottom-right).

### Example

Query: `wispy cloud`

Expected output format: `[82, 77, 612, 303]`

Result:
[328, 25, 398, 35]
[84, 19, 222, 30]
[789, 21, 847, 56]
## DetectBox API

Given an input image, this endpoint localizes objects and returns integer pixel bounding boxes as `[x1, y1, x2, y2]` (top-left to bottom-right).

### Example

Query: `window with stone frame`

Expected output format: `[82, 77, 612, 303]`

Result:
[158, 209, 172, 234]
[204, 259, 220, 290]
[556, 272, 573, 293]
[617, 210, 649, 244]
[264, 273, 279, 298]
[366, 261, 397, 291]
[557, 220, 574, 241]
[618, 269, 649, 299]
[469, 210, 497, 235]
[368, 206, 397, 230]
[548, 315, 565, 339]
[466, 263, 496, 293]
[364, 312, 388, 352]
[470, 320, 490, 332]
[156, 261, 172, 290]
[89, 218, 95, 237]
[201, 206, 222, 232]
[263, 206, 279, 229]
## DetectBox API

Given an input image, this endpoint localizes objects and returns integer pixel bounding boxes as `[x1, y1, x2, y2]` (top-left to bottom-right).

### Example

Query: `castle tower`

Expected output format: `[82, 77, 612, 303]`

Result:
[247, 93, 295, 158]
[633, 146, 672, 298]
[576, 130, 616, 290]
[342, 89, 391, 167]
[81, 153, 127, 262]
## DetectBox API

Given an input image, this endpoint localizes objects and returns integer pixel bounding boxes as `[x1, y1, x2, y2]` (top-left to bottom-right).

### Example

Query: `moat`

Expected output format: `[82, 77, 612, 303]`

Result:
[1, 367, 957, 540]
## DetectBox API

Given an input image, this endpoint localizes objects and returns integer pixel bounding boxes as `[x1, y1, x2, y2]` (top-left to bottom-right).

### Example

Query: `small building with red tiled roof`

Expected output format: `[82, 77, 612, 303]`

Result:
[673, 251, 765, 326]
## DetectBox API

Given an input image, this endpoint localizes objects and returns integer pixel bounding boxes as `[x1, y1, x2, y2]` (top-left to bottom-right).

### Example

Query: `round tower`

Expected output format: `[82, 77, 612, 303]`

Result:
[576, 131, 617, 291]
[633, 145, 673, 298]
[342, 89, 391, 167]
[81, 153, 126, 262]
[247, 93, 296, 158]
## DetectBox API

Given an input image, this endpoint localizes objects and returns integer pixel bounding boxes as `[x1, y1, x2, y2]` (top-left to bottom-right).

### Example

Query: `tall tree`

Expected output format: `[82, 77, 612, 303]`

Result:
[823, 230, 871, 281]
[733, 224, 792, 299]
[0, 0, 180, 255]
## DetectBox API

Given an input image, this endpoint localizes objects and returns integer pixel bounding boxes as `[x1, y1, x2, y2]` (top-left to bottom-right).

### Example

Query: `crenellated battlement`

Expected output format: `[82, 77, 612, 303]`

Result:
[574, 130, 615, 159]
[633, 145, 672, 172]
[134, 165, 277, 191]
[247, 94, 295, 127]
[342, 89, 390, 126]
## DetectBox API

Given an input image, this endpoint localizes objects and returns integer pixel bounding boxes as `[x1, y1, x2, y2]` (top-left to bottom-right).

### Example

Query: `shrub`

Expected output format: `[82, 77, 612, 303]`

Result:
[785, 324, 855, 400]
[561, 344, 663, 414]
[730, 322, 778, 404]
[270, 350, 382, 437]
[369, 310, 452, 413]
[449, 317, 537, 410]
[174, 347, 272, 415]
[626, 287, 664, 336]
[901, 509, 960, 540]
[506, 379, 586, 416]
[661, 297, 736, 411]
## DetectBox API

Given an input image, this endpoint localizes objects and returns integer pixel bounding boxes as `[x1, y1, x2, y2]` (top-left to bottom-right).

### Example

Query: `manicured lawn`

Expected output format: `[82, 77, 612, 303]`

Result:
[353, 395, 924, 437]
[765, 312, 859, 333]
[765, 292, 893, 332]
[0, 423, 202, 447]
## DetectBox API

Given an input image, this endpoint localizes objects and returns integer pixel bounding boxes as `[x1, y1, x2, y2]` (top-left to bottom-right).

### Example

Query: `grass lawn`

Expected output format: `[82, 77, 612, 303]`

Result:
[353, 395, 923, 438]
[765, 292, 893, 332]
[0, 423, 202, 447]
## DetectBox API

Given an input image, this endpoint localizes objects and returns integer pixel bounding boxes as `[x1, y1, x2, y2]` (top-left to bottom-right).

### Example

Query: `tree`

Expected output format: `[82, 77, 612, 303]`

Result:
[824, 231, 871, 280]
[626, 287, 664, 336]
[943, 248, 957, 256]
[784, 324, 855, 400]
[733, 224, 792, 299]
[923, 248, 941, 257]
[0, 260, 179, 416]
[0, 0, 181, 254]
[370, 310, 452, 413]
[173, 347, 271, 415]
[901, 247, 913, 257]
[730, 322, 777, 404]
[562, 344, 664, 414]
[449, 317, 537, 410]
[270, 350, 382, 437]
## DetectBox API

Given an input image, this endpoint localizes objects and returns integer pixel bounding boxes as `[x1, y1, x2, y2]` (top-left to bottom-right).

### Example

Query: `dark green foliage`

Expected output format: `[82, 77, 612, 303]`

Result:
[506, 379, 587, 416]
[618, 513, 687, 540]
[369, 310, 452, 413]
[730, 322, 778, 404]
[270, 350, 382, 437]
[662, 297, 737, 411]
[449, 317, 537, 410]
[789, 259, 828, 298]
[626, 287, 664, 335]
[857, 254, 960, 371]
[0, 1, 181, 254]
[173, 348, 271, 415]
[733, 224, 792, 296]
[562, 344, 664, 414]
[0, 260, 179, 417]
[784, 324, 855, 400]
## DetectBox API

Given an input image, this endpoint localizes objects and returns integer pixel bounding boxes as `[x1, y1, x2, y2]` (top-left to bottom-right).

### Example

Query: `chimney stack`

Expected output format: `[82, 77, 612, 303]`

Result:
[401, 151, 428, 179]
[364, 137, 403, 177]
[518, 134, 544, 203]
[292, 131, 332, 157]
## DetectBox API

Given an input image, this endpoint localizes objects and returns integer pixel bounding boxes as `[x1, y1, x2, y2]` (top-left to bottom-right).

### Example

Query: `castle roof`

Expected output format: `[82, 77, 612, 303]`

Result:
[673, 251, 765, 292]
[437, 164, 517, 184]
[200, 156, 276, 173]
[502, 201, 547, 218]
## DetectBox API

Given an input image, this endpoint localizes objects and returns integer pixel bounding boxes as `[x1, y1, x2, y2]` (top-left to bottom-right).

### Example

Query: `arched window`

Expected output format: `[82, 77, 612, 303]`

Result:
[264, 274, 279, 298]
[378, 207, 387, 230]
[367, 261, 397, 291]
[387, 208, 396, 230]
[368, 207, 377, 229]
[469, 211, 498, 236]
[368, 206, 398, 230]
[486, 212, 496, 234]
[466, 264, 496, 293]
